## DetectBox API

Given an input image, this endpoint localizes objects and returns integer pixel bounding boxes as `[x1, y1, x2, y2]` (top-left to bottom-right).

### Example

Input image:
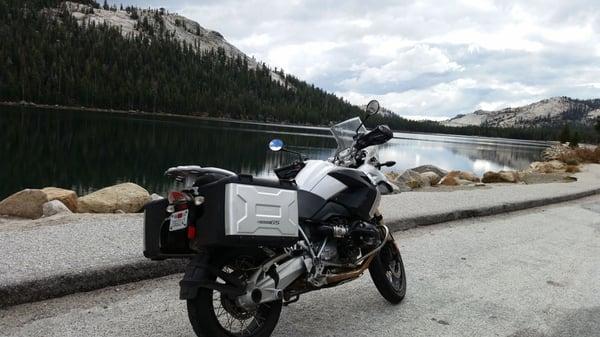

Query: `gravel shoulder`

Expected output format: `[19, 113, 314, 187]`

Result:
[2, 195, 599, 337]
[1, 164, 599, 307]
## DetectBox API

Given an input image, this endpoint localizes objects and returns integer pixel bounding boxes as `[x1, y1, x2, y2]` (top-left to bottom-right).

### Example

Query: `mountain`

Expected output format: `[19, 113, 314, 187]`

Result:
[0, 0, 360, 124]
[445, 97, 600, 128]
[59, 1, 286, 85]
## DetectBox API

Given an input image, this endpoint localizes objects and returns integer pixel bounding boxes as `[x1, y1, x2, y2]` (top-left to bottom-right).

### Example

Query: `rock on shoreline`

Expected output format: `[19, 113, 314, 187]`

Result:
[77, 183, 150, 213]
[0, 183, 150, 219]
[386, 144, 598, 192]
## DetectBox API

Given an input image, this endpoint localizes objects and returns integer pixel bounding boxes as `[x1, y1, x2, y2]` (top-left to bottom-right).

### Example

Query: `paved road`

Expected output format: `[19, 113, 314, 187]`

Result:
[2, 196, 600, 337]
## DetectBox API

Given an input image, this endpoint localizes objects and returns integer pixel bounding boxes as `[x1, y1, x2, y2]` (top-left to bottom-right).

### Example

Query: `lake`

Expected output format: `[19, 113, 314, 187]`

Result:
[0, 106, 549, 199]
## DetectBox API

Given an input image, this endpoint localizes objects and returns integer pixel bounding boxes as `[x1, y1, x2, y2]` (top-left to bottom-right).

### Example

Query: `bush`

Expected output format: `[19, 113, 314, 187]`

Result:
[557, 146, 600, 164]
[564, 158, 579, 166]
[565, 165, 581, 173]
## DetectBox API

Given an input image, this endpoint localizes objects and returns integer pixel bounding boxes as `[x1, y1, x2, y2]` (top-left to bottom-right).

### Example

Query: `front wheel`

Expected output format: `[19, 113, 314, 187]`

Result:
[368, 240, 406, 304]
[186, 254, 283, 337]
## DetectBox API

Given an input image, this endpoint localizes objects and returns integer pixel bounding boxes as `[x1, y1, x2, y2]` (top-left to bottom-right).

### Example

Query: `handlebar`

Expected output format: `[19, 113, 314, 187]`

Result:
[376, 161, 396, 169]
[354, 125, 393, 150]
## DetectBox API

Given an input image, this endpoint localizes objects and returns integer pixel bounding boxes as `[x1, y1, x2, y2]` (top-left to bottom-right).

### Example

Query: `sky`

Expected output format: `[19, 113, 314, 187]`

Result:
[108, 0, 600, 120]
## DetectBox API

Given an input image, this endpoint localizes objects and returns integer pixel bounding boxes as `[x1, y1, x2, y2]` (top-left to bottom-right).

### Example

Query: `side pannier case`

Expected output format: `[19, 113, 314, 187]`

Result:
[144, 198, 197, 260]
[193, 175, 300, 248]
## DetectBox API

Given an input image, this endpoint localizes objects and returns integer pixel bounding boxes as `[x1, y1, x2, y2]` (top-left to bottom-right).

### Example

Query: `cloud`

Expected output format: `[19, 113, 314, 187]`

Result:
[111, 0, 600, 120]
[339, 44, 464, 89]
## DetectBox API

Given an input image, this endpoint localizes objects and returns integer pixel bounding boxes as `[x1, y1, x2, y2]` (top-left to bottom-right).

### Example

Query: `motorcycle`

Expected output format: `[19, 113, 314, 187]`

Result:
[143, 100, 406, 337]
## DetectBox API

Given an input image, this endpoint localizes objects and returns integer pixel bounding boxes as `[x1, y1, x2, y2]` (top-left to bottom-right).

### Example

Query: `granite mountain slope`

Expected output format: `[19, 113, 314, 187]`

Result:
[445, 97, 600, 128]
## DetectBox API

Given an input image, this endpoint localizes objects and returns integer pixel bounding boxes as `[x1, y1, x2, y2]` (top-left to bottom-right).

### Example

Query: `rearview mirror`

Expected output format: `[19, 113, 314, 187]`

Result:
[366, 100, 380, 116]
[268, 139, 284, 152]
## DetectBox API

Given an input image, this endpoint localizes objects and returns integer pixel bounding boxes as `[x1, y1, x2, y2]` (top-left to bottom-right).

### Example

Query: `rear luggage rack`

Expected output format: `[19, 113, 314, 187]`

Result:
[165, 166, 236, 186]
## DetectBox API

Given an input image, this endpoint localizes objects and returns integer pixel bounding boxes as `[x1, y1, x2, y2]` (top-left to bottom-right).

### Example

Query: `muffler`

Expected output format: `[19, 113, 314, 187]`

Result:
[236, 256, 309, 310]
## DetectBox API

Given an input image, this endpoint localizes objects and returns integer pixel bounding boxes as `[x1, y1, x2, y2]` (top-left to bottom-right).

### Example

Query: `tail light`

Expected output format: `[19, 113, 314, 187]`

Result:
[168, 191, 190, 204]
[166, 191, 191, 213]
[166, 191, 197, 240]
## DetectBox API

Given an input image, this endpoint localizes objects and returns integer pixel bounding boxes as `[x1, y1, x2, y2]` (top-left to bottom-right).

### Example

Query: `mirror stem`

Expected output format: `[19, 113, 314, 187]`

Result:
[282, 148, 304, 162]
[355, 113, 371, 135]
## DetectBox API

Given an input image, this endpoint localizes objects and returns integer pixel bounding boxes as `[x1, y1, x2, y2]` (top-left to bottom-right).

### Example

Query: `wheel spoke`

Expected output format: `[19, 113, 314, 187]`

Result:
[206, 256, 276, 336]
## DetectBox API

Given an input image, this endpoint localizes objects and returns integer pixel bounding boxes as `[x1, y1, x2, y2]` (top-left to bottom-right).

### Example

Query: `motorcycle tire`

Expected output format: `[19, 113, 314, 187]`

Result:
[368, 240, 406, 304]
[186, 253, 283, 337]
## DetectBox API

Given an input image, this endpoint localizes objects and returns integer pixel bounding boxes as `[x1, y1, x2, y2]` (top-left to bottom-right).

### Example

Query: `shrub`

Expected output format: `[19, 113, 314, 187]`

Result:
[565, 165, 581, 173]
[564, 158, 579, 166]
[557, 146, 600, 164]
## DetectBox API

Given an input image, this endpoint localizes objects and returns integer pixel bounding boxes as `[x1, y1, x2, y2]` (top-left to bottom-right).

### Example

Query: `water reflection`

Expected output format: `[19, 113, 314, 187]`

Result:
[0, 106, 546, 198]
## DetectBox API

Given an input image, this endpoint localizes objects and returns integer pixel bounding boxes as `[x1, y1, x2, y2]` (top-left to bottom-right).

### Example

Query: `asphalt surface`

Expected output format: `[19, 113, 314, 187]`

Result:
[2, 195, 599, 337]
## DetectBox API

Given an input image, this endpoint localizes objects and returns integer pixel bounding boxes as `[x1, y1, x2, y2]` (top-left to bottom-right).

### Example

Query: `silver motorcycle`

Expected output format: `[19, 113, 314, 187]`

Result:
[144, 100, 406, 337]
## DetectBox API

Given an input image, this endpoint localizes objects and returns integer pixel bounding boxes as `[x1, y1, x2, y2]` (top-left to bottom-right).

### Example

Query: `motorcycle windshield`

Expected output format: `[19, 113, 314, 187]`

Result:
[330, 117, 367, 153]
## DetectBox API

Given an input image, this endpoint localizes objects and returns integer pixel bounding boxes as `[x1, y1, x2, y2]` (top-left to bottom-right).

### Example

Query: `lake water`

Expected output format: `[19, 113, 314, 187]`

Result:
[0, 106, 548, 198]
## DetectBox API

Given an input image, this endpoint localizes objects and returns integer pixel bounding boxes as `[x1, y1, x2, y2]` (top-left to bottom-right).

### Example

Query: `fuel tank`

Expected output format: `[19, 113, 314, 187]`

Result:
[296, 160, 380, 221]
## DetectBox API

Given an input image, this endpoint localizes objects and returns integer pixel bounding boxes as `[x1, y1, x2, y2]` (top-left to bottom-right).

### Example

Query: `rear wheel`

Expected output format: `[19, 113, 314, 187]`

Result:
[368, 241, 406, 304]
[186, 254, 283, 337]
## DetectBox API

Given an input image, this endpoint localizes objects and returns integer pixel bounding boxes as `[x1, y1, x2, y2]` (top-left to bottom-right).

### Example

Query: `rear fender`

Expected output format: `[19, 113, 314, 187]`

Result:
[179, 253, 245, 300]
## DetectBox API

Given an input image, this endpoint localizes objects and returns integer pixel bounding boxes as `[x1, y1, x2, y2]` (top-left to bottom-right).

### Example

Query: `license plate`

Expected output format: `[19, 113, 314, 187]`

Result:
[169, 209, 188, 231]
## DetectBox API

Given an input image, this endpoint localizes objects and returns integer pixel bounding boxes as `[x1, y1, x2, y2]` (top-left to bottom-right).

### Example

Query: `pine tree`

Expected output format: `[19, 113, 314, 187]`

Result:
[103, 0, 108, 10]
[559, 124, 571, 144]
[570, 131, 580, 148]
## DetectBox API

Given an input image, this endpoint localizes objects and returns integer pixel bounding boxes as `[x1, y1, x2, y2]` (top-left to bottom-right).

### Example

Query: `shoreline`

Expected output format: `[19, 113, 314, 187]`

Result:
[0, 100, 332, 132]
[0, 101, 555, 144]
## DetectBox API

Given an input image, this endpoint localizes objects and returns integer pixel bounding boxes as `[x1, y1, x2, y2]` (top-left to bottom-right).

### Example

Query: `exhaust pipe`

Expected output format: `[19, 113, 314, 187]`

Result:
[236, 256, 309, 310]
[325, 254, 375, 284]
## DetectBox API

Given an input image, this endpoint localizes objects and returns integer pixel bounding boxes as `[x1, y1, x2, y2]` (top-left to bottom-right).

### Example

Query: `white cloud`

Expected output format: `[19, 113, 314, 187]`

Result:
[340, 44, 463, 88]
[117, 0, 600, 119]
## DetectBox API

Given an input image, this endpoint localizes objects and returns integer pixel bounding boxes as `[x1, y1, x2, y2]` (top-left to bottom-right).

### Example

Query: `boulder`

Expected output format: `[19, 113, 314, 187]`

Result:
[438, 171, 480, 186]
[457, 171, 480, 182]
[457, 179, 473, 186]
[0, 189, 48, 219]
[482, 171, 520, 183]
[439, 172, 459, 186]
[384, 171, 400, 182]
[529, 160, 566, 173]
[396, 169, 429, 189]
[420, 171, 441, 185]
[77, 183, 150, 213]
[42, 200, 72, 217]
[41, 187, 78, 212]
[548, 160, 566, 170]
[411, 165, 448, 177]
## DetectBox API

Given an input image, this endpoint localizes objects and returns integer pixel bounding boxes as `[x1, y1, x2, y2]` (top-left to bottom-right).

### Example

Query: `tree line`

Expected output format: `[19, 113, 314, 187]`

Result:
[1, 0, 599, 143]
